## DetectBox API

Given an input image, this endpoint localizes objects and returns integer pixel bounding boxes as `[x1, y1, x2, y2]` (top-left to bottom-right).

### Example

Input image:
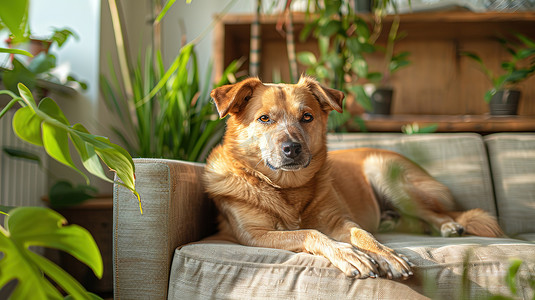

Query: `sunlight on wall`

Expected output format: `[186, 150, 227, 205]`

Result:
[29, 0, 101, 103]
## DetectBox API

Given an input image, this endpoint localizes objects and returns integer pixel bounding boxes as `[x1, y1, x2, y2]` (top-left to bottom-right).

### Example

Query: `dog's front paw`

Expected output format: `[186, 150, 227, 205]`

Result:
[325, 242, 380, 279]
[366, 248, 413, 280]
[441, 221, 465, 237]
[350, 228, 413, 279]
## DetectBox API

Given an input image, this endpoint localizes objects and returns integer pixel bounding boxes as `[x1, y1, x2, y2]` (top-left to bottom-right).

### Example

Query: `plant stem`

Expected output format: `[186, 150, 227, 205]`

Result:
[383, 15, 400, 85]
[0, 96, 23, 119]
[108, 0, 137, 128]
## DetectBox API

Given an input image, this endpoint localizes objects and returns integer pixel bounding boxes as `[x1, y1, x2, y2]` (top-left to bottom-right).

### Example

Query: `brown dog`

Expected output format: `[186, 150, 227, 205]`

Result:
[203, 76, 503, 279]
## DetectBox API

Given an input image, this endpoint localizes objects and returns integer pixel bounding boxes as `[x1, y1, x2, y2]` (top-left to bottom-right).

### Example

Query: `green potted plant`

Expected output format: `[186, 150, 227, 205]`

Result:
[296, 0, 410, 131]
[101, 0, 243, 162]
[361, 15, 410, 115]
[0, 1, 139, 298]
[462, 33, 535, 115]
[1, 27, 87, 96]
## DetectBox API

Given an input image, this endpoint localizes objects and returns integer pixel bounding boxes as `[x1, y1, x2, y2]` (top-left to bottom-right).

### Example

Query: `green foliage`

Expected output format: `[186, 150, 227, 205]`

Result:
[0, 0, 30, 43]
[1, 30, 86, 95]
[0, 207, 102, 299]
[1, 0, 83, 93]
[1, 84, 140, 212]
[2, 147, 42, 166]
[101, 44, 243, 162]
[48, 181, 98, 209]
[297, 0, 410, 130]
[0, 48, 32, 56]
[401, 123, 438, 135]
[462, 33, 535, 103]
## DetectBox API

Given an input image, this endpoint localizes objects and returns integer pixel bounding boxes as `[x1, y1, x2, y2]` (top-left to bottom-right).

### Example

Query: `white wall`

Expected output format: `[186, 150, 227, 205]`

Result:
[29, 0, 101, 104]
[160, 0, 254, 82]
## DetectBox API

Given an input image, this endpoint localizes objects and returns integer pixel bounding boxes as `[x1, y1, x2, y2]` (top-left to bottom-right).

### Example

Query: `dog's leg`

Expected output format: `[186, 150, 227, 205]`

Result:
[329, 219, 413, 279]
[243, 228, 381, 278]
[367, 155, 464, 237]
[390, 179, 465, 237]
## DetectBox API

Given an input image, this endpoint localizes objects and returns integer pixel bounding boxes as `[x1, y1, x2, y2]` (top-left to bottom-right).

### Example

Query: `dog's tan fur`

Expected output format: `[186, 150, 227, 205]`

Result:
[203, 76, 504, 279]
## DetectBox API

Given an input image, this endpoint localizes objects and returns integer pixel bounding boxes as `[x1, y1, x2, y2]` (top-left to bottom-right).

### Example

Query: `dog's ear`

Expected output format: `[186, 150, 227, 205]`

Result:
[298, 76, 344, 113]
[210, 77, 263, 118]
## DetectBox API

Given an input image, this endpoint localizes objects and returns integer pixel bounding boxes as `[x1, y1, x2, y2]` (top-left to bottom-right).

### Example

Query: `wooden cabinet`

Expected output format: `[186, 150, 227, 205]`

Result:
[213, 11, 535, 132]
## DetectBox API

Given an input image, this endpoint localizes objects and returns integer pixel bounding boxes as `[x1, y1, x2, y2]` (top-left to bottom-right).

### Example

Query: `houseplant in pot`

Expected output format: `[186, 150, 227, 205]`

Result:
[361, 15, 410, 115]
[463, 33, 535, 115]
[1, 2, 139, 298]
[297, 0, 410, 131]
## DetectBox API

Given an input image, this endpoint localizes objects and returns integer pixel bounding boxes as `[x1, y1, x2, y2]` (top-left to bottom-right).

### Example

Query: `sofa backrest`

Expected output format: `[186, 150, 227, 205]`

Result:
[485, 133, 535, 236]
[327, 133, 497, 216]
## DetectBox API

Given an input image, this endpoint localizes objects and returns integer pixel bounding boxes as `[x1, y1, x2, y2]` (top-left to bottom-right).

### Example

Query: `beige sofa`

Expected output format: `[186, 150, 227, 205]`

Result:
[113, 133, 535, 299]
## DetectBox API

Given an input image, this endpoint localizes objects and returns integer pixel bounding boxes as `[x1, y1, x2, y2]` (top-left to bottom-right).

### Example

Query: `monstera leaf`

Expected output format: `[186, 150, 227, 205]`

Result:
[0, 207, 102, 299]
[9, 83, 141, 212]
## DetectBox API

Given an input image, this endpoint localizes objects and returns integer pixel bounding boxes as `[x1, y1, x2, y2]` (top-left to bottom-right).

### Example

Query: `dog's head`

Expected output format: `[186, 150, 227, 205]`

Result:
[211, 76, 344, 185]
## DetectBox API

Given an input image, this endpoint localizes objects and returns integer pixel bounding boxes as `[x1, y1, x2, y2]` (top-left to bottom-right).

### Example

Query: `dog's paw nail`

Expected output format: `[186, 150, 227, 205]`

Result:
[387, 271, 393, 279]
[352, 270, 360, 277]
[369, 272, 377, 278]
[409, 271, 414, 276]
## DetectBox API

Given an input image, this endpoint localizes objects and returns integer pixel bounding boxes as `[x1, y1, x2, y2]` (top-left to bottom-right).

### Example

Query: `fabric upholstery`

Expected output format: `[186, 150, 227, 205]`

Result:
[327, 133, 497, 214]
[169, 235, 535, 299]
[516, 233, 535, 243]
[113, 133, 535, 300]
[113, 159, 216, 300]
[484, 133, 535, 236]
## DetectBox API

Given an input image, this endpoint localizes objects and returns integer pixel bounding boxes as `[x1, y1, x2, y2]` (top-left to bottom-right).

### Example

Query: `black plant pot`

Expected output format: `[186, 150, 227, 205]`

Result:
[368, 87, 394, 115]
[489, 89, 521, 116]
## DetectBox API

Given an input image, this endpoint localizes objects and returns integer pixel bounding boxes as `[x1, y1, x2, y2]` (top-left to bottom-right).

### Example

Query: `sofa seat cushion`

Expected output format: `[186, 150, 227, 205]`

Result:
[516, 233, 535, 243]
[168, 234, 535, 299]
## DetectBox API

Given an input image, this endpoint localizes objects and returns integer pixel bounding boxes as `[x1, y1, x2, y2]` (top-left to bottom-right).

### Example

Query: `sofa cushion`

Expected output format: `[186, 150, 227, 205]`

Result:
[484, 133, 535, 236]
[516, 233, 535, 243]
[168, 234, 535, 299]
[327, 133, 497, 215]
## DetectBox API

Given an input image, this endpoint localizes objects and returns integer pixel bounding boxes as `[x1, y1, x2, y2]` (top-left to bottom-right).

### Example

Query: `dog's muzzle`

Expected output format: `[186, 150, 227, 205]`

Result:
[265, 141, 310, 171]
[282, 141, 302, 159]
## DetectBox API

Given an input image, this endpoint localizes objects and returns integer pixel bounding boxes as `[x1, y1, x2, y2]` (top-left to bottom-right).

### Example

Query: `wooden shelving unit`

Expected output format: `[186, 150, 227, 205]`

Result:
[213, 10, 535, 133]
[362, 114, 535, 133]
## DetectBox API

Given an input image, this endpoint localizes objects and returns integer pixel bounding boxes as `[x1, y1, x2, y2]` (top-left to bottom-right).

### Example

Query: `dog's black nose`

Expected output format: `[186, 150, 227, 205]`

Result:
[282, 142, 302, 158]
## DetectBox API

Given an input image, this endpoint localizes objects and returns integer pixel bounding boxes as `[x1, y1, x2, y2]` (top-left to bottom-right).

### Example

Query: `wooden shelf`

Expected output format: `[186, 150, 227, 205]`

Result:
[361, 114, 535, 133]
[213, 10, 535, 132]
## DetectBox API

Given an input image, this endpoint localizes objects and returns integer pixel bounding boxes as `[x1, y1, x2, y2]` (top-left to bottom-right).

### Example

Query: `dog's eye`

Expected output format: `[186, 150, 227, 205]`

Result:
[258, 115, 271, 123]
[301, 113, 314, 123]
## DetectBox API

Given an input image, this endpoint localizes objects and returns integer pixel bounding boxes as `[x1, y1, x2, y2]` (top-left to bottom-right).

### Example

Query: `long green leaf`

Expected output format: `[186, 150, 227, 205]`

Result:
[0, 47, 33, 57]
[70, 124, 114, 183]
[155, 0, 177, 23]
[2, 147, 42, 166]
[138, 43, 194, 107]
[94, 138, 140, 212]
[10, 84, 139, 209]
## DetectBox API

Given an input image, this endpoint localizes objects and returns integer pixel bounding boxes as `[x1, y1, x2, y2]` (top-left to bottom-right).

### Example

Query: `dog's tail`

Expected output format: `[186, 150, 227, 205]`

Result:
[448, 208, 505, 238]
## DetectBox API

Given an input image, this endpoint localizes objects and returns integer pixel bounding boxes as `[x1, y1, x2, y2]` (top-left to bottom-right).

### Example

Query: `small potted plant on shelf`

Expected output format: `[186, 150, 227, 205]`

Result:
[361, 15, 410, 115]
[2, 27, 87, 96]
[462, 33, 535, 115]
[297, 0, 410, 130]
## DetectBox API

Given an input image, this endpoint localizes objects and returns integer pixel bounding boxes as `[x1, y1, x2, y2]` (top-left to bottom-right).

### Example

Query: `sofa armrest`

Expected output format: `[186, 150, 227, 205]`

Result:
[113, 158, 215, 300]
